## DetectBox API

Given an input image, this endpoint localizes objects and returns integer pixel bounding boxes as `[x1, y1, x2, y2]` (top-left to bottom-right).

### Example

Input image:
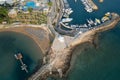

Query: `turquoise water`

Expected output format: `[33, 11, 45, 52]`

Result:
[66, 0, 120, 80]
[0, 31, 43, 80]
[23, 1, 36, 11]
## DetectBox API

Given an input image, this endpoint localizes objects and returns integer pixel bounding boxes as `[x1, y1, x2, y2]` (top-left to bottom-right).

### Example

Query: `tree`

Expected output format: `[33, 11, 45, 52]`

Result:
[28, 7, 33, 13]
[47, 2, 52, 7]
[0, 7, 9, 23]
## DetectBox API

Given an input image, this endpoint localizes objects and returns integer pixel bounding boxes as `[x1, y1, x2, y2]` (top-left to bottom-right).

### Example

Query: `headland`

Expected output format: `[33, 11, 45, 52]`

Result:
[0, 0, 120, 80]
[28, 13, 120, 80]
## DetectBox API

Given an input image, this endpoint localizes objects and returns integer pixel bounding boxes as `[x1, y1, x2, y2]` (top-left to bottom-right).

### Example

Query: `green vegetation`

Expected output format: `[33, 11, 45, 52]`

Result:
[0, 7, 9, 23]
[11, 12, 47, 24]
[47, 2, 53, 7]
[28, 7, 33, 13]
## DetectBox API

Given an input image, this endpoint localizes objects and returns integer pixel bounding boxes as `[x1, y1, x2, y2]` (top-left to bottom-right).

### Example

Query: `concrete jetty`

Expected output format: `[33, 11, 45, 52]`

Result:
[28, 13, 120, 80]
[15, 53, 28, 73]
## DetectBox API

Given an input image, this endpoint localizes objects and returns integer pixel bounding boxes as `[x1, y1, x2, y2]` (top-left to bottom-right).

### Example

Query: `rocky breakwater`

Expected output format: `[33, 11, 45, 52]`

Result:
[28, 13, 120, 80]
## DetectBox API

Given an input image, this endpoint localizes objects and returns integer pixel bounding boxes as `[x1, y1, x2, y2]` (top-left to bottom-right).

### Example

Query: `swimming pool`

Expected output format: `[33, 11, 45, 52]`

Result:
[23, 1, 37, 11]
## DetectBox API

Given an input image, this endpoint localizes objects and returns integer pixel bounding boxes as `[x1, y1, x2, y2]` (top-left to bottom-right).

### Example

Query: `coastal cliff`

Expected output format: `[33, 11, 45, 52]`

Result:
[28, 13, 120, 80]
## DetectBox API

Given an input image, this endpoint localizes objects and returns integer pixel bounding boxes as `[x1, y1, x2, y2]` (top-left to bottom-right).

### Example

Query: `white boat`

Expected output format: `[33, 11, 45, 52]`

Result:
[85, 7, 93, 13]
[68, 10, 73, 15]
[94, 22, 97, 25]
[87, 19, 94, 25]
[87, 19, 91, 24]
[63, 13, 69, 17]
[89, 19, 94, 25]
[88, 23, 91, 27]
[65, 23, 69, 26]
[71, 25, 77, 29]
[101, 16, 109, 22]
[61, 18, 73, 23]
[63, 8, 73, 17]
[62, 9, 65, 13]
[64, 8, 73, 15]
[105, 12, 111, 16]
[83, 24, 88, 27]
[81, 0, 93, 13]
[95, 18, 101, 24]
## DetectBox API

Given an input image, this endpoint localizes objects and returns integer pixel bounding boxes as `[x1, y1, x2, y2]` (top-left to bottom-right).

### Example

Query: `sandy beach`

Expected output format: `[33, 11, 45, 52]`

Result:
[0, 25, 52, 54]
[0, 13, 119, 80]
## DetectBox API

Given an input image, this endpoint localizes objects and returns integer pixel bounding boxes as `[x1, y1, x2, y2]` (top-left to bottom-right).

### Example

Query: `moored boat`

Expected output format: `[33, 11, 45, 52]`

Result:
[61, 18, 73, 23]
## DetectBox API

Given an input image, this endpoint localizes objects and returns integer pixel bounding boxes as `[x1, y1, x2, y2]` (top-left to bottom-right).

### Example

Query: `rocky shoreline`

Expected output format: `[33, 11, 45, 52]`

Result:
[28, 13, 120, 80]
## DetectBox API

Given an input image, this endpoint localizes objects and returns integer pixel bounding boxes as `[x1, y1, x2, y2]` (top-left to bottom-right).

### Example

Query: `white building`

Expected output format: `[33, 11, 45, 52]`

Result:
[0, 0, 16, 4]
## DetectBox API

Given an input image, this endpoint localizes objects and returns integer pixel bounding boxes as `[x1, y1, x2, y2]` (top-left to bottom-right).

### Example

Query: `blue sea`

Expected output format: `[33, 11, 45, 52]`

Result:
[0, 0, 120, 80]
[0, 32, 43, 80]
[47, 0, 120, 80]
[66, 0, 120, 80]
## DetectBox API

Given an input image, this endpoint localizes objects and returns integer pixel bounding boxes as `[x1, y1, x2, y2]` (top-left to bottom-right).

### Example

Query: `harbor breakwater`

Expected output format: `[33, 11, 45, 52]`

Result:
[28, 13, 120, 80]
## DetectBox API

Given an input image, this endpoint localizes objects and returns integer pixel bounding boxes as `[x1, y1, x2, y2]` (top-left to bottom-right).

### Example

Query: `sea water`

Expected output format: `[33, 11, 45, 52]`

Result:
[0, 31, 43, 80]
[66, 0, 120, 80]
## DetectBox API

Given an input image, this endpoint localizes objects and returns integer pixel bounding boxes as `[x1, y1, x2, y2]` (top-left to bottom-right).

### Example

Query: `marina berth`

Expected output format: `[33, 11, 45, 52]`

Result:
[81, 0, 98, 13]
[61, 18, 73, 23]
[58, 12, 117, 36]
[63, 8, 73, 17]
[95, 18, 101, 24]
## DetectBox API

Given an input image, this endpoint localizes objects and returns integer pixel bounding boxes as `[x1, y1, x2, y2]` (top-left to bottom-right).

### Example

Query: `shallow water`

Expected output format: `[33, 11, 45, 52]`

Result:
[0, 31, 43, 80]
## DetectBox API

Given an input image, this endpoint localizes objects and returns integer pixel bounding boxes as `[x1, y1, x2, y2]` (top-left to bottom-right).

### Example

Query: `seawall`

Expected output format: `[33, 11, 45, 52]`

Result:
[28, 13, 120, 80]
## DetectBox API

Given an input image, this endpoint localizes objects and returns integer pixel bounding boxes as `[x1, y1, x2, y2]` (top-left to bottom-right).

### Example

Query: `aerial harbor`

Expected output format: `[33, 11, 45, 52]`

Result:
[0, 0, 120, 80]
